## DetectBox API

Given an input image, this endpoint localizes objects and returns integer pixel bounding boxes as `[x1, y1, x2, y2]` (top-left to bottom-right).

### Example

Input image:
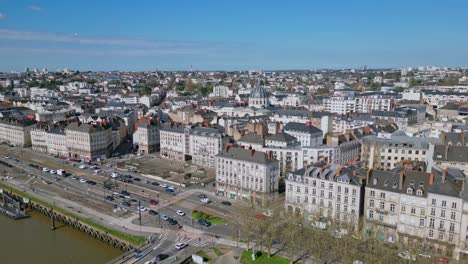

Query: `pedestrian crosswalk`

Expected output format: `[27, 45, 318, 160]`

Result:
[157, 233, 210, 248]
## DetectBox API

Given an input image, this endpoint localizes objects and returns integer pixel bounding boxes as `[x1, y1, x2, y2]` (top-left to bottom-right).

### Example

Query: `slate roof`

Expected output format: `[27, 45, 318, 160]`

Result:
[367, 169, 430, 197]
[238, 133, 264, 144]
[433, 145, 468, 162]
[216, 147, 277, 165]
[284, 122, 323, 134]
[266, 133, 297, 143]
[65, 122, 109, 133]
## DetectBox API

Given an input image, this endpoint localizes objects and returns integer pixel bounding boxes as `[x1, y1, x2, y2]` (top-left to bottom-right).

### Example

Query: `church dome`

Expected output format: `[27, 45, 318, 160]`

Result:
[249, 84, 268, 99]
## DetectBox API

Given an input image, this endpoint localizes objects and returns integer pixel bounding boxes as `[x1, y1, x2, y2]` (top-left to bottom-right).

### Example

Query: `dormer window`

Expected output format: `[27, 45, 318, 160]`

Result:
[373, 178, 378, 186]
[384, 180, 388, 187]
[416, 189, 423, 196]
[392, 182, 397, 189]
[407, 187, 413, 195]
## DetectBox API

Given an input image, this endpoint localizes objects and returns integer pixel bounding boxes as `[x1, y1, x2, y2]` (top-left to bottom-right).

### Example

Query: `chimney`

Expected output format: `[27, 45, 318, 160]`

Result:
[442, 168, 447, 184]
[250, 149, 255, 157]
[445, 145, 449, 161]
[429, 172, 434, 185]
[352, 170, 357, 177]
[399, 171, 405, 191]
[224, 144, 230, 153]
[305, 121, 312, 127]
[366, 169, 372, 184]
[337, 165, 344, 176]
[462, 129, 465, 145]
[268, 150, 273, 159]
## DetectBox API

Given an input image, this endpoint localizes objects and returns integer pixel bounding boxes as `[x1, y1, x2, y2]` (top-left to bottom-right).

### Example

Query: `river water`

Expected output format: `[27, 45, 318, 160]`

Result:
[0, 211, 121, 264]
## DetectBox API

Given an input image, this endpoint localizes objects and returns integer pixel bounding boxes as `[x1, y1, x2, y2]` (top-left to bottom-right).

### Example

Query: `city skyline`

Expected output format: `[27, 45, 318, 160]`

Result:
[1, 0, 468, 71]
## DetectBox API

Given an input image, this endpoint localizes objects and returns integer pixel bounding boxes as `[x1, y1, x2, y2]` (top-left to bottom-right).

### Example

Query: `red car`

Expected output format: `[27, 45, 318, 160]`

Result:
[433, 257, 449, 263]
[149, 200, 158, 205]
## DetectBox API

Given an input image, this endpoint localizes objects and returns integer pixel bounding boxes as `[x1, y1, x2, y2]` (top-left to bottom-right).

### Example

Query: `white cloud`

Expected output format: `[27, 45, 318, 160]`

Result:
[0, 29, 231, 56]
[0, 12, 5, 20]
[0, 29, 204, 49]
[28, 6, 43, 12]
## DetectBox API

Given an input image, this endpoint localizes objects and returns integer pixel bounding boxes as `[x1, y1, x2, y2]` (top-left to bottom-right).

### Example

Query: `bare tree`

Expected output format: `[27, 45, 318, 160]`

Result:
[280, 212, 307, 264]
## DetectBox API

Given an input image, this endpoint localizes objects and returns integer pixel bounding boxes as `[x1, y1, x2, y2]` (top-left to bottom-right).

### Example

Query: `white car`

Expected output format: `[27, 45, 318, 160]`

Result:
[160, 183, 168, 188]
[200, 198, 209, 203]
[79, 165, 86, 169]
[160, 215, 169, 221]
[94, 169, 101, 174]
[175, 242, 187, 250]
[167, 186, 177, 191]
[111, 172, 119, 178]
[79, 178, 87, 183]
[176, 210, 185, 216]
[137, 206, 148, 212]
[42, 167, 50, 172]
[398, 251, 416, 261]
[50, 170, 57, 174]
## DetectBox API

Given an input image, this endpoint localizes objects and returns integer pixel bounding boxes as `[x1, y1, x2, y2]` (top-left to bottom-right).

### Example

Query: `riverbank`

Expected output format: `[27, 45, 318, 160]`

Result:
[0, 211, 121, 264]
[0, 181, 146, 247]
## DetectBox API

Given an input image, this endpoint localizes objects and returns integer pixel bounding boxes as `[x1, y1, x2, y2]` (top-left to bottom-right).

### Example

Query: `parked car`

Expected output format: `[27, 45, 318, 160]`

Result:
[42, 167, 50, 172]
[176, 210, 185, 216]
[151, 182, 159, 186]
[50, 170, 57, 174]
[167, 186, 177, 191]
[198, 194, 207, 199]
[160, 215, 169, 221]
[167, 218, 178, 225]
[198, 218, 211, 227]
[149, 200, 158, 205]
[175, 243, 187, 250]
[221, 201, 232, 206]
[79, 178, 87, 183]
[398, 251, 416, 261]
[200, 198, 209, 203]
[121, 201, 131, 207]
[159, 183, 168, 188]
[155, 254, 168, 261]
[148, 210, 158, 216]
[105, 196, 114, 201]
[164, 188, 174, 193]
[79, 165, 86, 169]
[133, 178, 141, 182]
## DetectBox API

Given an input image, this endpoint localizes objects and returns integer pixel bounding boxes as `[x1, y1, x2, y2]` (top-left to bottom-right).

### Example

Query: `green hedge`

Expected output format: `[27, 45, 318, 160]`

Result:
[192, 210, 225, 224]
[241, 250, 291, 264]
[0, 182, 146, 246]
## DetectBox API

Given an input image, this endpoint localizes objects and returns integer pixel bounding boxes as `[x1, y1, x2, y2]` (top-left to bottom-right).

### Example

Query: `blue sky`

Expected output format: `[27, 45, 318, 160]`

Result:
[0, 0, 467, 71]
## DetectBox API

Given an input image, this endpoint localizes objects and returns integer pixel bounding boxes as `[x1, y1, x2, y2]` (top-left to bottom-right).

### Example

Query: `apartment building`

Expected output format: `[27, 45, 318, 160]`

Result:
[428, 131, 468, 172]
[365, 167, 468, 259]
[159, 123, 191, 161]
[285, 164, 366, 231]
[189, 127, 229, 168]
[0, 118, 36, 147]
[324, 94, 393, 115]
[371, 108, 418, 128]
[263, 133, 304, 175]
[133, 117, 160, 154]
[215, 146, 280, 204]
[65, 122, 113, 160]
[283, 122, 323, 147]
[333, 114, 374, 134]
[361, 134, 440, 170]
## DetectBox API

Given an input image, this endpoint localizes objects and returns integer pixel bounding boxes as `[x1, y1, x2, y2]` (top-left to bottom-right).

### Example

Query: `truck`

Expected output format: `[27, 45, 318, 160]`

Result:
[57, 169, 65, 176]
